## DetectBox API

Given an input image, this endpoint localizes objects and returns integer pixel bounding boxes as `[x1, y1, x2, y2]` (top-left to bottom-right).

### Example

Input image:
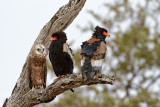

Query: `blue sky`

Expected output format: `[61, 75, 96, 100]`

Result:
[0, 0, 108, 106]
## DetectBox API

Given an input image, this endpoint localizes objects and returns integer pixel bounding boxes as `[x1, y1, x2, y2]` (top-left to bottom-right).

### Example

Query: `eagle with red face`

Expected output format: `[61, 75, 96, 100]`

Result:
[48, 31, 74, 92]
[81, 26, 110, 81]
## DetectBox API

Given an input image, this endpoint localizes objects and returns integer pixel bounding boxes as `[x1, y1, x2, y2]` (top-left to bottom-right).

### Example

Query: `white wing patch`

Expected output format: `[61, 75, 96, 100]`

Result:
[63, 43, 74, 60]
[81, 57, 85, 66]
[91, 59, 103, 67]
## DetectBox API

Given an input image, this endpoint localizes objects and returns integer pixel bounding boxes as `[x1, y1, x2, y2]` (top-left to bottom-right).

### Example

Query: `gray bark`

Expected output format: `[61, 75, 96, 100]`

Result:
[3, 0, 115, 107]
[5, 74, 115, 107]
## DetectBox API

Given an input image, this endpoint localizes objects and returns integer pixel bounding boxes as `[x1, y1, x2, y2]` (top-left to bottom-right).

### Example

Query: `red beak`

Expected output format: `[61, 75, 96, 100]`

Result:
[51, 37, 57, 40]
[103, 32, 110, 37]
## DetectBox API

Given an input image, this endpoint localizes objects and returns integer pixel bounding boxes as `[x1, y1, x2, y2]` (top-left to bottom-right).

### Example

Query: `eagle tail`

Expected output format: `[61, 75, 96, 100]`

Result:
[81, 57, 92, 81]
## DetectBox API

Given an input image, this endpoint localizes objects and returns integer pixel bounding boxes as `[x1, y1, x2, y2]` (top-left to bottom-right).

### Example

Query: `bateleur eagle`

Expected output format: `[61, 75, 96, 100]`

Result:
[48, 31, 74, 92]
[81, 26, 110, 81]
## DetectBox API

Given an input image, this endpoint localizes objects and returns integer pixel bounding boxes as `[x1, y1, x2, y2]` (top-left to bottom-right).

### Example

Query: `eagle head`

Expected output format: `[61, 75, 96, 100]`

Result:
[93, 26, 110, 40]
[50, 31, 67, 43]
[33, 44, 47, 56]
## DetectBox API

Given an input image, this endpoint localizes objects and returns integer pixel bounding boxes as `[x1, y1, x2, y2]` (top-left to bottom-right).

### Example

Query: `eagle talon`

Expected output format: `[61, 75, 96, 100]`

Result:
[61, 75, 65, 77]
[54, 77, 60, 81]
[95, 71, 98, 75]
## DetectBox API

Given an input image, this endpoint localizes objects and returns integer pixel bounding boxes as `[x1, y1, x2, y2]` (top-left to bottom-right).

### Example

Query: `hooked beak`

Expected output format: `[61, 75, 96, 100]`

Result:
[103, 32, 110, 37]
[51, 36, 57, 41]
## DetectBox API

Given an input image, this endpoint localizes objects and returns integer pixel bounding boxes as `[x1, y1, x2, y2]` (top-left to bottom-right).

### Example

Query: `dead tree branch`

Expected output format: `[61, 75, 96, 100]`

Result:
[14, 74, 115, 107]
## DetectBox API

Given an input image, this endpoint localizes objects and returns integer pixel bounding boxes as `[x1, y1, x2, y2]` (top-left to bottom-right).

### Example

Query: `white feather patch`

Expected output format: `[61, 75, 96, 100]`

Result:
[63, 43, 74, 60]
[81, 57, 85, 66]
[91, 59, 103, 67]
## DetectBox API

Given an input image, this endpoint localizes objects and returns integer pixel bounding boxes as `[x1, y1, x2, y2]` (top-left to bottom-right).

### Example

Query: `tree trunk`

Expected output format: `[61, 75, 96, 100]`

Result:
[3, 0, 115, 107]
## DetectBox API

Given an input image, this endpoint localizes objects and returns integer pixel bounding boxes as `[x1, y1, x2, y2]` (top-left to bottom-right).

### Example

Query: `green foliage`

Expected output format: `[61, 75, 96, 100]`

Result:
[74, 49, 81, 72]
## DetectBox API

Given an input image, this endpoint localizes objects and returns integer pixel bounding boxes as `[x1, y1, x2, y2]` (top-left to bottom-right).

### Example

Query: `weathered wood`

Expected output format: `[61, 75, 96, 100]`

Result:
[3, 0, 115, 107]
[10, 74, 115, 107]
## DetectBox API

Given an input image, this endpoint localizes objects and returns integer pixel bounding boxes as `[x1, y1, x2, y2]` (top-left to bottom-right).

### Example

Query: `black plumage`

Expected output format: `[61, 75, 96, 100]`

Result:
[48, 31, 74, 92]
[81, 26, 110, 81]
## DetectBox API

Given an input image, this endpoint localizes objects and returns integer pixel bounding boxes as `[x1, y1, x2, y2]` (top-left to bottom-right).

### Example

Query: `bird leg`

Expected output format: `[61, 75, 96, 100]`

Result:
[54, 75, 62, 81]
[60, 75, 65, 77]
[54, 74, 67, 81]
[95, 71, 98, 75]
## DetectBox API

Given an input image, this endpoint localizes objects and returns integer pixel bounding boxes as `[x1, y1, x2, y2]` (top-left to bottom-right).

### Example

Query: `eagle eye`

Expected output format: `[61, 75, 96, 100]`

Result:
[37, 48, 41, 52]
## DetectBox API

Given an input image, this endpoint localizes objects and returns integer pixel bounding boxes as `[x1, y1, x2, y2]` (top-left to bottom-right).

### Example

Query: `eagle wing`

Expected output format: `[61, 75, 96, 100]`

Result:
[91, 41, 106, 70]
[43, 61, 47, 88]
[63, 43, 74, 74]
[63, 43, 74, 60]
[81, 41, 102, 71]
[81, 41, 101, 56]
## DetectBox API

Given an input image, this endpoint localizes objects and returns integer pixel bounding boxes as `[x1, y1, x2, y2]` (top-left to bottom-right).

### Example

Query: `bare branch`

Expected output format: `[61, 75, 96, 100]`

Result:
[15, 74, 115, 107]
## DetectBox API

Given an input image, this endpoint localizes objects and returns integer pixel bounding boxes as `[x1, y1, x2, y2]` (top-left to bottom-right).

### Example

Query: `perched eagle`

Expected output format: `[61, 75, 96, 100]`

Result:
[48, 31, 74, 92]
[28, 44, 47, 89]
[81, 26, 110, 81]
